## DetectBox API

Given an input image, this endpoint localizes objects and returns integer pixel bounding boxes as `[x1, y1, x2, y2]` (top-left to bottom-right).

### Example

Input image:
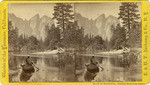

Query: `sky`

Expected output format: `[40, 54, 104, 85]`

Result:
[75, 3, 141, 20]
[8, 3, 142, 20]
[8, 3, 55, 20]
[75, 3, 121, 20]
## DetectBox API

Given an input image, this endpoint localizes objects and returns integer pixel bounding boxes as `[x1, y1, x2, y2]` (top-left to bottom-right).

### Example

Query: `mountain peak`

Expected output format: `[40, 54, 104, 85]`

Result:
[94, 14, 120, 41]
[8, 13, 15, 17]
[95, 13, 105, 21]
[41, 15, 52, 20]
[75, 13, 82, 17]
[75, 13, 89, 20]
[107, 15, 117, 19]
[9, 13, 54, 40]
[8, 13, 23, 21]
[101, 13, 105, 17]
[75, 13, 98, 36]
[31, 14, 40, 19]
[35, 14, 40, 17]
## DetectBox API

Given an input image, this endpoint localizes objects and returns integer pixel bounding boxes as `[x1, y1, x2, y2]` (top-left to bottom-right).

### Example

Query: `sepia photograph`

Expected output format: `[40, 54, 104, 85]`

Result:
[74, 3, 142, 82]
[8, 2, 142, 82]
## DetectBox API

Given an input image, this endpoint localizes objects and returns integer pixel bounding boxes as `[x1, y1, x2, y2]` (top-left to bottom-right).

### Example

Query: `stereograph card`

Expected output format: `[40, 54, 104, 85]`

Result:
[0, 0, 150, 85]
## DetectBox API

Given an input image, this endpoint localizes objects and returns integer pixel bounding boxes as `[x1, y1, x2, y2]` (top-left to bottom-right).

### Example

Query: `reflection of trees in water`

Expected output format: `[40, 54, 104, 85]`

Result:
[9, 53, 76, 82]
[56, 53, 75, 81]
[57, 53, 74, 70]
[9, 51, 140, 82]
[109, 52, 139, 68]
[111, 52, 138, 68]
[121, 52, 138, 68]
[75, 52, 139, 72]
[76, 52, 141, 82]
[9, 55, 26, 70]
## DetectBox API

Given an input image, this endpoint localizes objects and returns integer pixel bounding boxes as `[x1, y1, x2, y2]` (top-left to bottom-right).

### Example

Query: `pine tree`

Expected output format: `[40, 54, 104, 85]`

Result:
[17, 34, 28, 54]
[110, 24, 126, 50]
[8, 21, 19, 52]
[53, 3, 74, 34]
[44, 24, 60, 50]
[118, 2, 140, 38]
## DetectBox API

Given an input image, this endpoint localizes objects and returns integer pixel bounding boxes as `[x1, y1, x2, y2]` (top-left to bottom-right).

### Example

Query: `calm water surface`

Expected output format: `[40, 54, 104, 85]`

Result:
[76, 53, 142, 82]
[9, 52, 142, 82]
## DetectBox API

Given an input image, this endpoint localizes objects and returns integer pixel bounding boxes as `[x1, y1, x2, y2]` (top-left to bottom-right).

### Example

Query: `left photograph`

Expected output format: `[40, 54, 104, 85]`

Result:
[8, 3, 76, 82]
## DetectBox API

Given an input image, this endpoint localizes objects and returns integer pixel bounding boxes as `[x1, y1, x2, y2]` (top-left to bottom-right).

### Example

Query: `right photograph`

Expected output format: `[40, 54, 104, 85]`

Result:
[74, 3, 142, 82]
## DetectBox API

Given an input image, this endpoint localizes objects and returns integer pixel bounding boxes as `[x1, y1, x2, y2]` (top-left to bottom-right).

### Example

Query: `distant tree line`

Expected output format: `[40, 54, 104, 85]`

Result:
[8, 2, 141, 54]
[8, 21, 43, 53]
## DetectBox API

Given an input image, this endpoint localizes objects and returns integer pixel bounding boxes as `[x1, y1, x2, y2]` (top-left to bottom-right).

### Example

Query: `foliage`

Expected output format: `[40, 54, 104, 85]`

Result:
[8, 3, 142, 54]
[8, 21, 19, 52]
[44, 24, 61, 50]
[93, 35, 104, 50]
[82, 34, 105, 52]
[28, 36, 39, 50]
[17, 34, 28, 53]
[110, 24, 126, 50]
[121, 51, 139, 68]
[63, 21, 84, 49]
[8, 20, 44, 53]
[118, 2, 140, 39]
[127, 22, 141, 47]
[53, 3, 74, 35]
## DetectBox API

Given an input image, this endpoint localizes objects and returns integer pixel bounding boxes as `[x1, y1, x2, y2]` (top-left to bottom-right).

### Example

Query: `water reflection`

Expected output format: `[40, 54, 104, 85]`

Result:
[76, 52, 142, 82]
[9, 53, 75, 82]
[9, 52, 142, 82]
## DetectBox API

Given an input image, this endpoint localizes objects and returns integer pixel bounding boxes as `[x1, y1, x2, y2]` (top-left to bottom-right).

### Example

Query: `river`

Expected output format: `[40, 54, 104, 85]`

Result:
[9, 53, 75, 82]
[76, 52, 142, 82]
[9, 51, 142, 82]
